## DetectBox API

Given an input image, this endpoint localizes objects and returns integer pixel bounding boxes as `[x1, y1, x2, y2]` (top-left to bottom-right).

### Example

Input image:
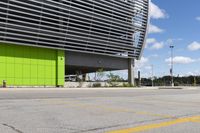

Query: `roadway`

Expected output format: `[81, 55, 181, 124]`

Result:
[0, 88, 200, 133]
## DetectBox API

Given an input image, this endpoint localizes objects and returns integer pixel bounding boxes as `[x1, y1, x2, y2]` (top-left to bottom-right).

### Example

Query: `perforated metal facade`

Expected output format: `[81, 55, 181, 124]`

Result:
[0, 0, 149, 59]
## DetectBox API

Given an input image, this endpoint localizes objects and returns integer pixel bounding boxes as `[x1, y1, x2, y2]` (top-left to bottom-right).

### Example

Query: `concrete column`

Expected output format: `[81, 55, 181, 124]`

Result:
[82, 74, 87, 81]
[128, 59, 135, 85]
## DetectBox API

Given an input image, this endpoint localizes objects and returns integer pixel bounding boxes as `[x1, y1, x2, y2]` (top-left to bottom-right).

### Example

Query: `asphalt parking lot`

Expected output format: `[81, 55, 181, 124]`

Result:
[0, 88, 200, 133]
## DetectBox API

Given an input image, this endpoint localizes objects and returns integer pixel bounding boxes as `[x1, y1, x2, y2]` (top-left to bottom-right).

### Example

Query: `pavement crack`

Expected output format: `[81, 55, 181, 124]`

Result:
[71, 117, 175, 133]
[2, 123, 24, 133]
[73, 113, 200, 133]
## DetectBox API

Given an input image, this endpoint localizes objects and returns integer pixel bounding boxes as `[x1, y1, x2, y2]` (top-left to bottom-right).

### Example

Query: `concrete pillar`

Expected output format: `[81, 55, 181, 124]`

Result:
[138, 71, 141, 87]
[128, 58, 135, 85]
[82, 74, 87, 81]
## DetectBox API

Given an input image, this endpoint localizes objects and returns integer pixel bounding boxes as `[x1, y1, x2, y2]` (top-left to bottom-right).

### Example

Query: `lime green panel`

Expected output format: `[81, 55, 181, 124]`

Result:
[0, 46, 6, 63]
[0, 63, 6, 78]
[0, 43, 65, 86]
[56, 50, 65, 86]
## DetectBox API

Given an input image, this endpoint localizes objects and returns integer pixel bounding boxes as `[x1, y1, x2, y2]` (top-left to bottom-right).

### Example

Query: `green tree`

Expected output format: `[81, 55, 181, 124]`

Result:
[96, 68, 105, 81]
[107, 72, 123, 87]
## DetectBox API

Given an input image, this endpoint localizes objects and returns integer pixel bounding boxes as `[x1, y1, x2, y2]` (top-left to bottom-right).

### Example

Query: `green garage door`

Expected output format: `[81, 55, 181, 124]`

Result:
[0, 43, 65, 86]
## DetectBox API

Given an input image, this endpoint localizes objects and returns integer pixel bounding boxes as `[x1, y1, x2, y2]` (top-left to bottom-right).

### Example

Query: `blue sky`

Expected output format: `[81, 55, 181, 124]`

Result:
[111, 0, 200, 79]
[138, 0, 200, 78]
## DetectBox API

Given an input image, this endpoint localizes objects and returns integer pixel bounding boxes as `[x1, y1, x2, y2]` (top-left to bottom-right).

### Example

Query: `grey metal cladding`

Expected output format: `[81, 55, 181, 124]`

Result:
[0, 0, 149, 59]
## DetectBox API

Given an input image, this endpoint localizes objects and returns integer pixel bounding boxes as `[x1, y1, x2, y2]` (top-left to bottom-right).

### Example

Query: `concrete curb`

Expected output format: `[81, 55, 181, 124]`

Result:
[0, 87, 159, 91]
[0, 87, 199, 91]
[159, 86, 200, 90]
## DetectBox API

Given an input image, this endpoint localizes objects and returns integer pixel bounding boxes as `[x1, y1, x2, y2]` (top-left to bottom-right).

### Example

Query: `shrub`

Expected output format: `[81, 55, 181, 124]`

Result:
[92, 83, 101, 87]
[107, 72, 123, 87]
[122, 83, 134, 87]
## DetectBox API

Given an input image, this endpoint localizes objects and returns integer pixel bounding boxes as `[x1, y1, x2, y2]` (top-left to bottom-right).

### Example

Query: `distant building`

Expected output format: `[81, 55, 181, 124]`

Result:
[0, 0, 149, 86]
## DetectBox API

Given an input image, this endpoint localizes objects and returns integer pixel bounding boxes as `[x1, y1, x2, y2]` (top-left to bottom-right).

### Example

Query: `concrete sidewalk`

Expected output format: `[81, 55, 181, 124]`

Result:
[0, 86, 199, 91]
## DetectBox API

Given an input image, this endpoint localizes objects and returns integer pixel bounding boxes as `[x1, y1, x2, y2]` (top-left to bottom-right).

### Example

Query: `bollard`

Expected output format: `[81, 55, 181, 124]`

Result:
[3, 80, 6, 88]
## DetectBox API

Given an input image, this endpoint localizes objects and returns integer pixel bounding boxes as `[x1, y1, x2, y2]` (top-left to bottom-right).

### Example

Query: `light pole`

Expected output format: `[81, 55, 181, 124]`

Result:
[170, 45, 174, 87]
[151, 64, 154, 87]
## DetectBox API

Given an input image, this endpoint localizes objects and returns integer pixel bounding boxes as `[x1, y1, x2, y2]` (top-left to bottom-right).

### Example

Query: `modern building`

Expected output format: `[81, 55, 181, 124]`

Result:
[0, 0, 149, 86]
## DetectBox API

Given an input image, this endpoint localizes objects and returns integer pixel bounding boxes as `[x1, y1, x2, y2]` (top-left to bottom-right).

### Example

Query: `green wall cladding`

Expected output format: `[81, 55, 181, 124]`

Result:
[56, 50, 65, 86]
[0, 43, 65, 86]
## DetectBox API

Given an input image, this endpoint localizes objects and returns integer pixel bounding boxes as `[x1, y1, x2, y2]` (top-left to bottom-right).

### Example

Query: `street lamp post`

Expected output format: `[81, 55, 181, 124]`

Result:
[151, 64, 154, 87]
[170, 45, 174, 87]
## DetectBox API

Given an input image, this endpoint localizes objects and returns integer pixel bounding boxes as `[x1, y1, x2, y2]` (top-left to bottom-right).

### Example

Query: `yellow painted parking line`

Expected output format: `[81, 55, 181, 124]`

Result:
[44, 99, 175, 119]
[135, 111, 173, 119]
[193, 121, 200, 123]
[191, 119, 200, 123]
[106, 116, 200, 133]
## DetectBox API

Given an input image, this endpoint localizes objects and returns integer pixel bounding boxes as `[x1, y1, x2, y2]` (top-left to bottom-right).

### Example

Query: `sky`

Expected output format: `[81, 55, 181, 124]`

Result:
[114, 0, 200, 79]
[142, 0, 200, 78]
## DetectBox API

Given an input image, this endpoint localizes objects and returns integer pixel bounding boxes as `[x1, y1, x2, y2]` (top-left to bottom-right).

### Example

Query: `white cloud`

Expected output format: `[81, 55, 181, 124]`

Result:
[150, 54, 159, 58]
[150, 2, 168, 19]
[146, 38, 156, 48]
[146, 38, 183, 50]
[188, 41, 200, 51]
[146, 38, 164, 50]
[148, 24, 164, 34]
[146, 38, 157, 44]
[150, 42, 164, 50]
[178, 70, 200, 77]
[135, 58, 155, 78]
[148, 2, 167, 35]
[165, 56, 196, 64]
[144, 66, 152, 70]
[135, 57, 149, 69]
[196, 17, 200, 21]
[186, 71, 200, 76]
[166, 38, 183, 46]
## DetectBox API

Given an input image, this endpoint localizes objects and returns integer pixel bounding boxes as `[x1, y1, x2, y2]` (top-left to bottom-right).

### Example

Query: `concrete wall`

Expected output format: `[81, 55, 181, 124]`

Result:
[65, 82, 127, 88]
